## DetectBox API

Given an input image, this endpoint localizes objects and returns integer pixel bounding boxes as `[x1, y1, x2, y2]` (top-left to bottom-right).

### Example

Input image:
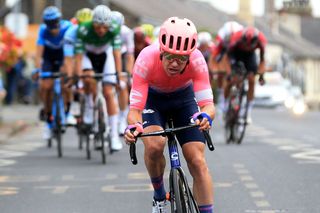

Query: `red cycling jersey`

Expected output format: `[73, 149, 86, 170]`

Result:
[129, 44, 213, 110]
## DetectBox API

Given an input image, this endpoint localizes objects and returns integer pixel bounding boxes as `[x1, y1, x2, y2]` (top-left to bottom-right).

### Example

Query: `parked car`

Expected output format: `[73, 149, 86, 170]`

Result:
[254, 72, 290, 107]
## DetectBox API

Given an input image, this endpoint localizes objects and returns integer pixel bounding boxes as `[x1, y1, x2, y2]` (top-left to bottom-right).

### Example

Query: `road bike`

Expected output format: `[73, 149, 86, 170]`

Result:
[224, 61, 249, 144]
[129, 119, 214, 213]
[40, 71, 67, 157]
[76, 73, 115, 164]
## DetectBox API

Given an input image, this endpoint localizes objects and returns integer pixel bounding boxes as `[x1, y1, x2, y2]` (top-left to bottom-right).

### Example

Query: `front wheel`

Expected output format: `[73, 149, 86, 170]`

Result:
[169, 169, 199, 213]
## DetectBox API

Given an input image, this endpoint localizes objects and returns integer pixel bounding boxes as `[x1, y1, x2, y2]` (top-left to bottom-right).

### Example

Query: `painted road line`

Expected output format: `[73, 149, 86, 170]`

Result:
[250, 191, 265, 198]
[240, 175, 254, 181]
[52, 186, 69, 194]
[255, 200, 271, 208]
[62, 175, 75, 181]
[0, 187, 19, 196]
[101, 184, 153, 192]
[127, 172, 150, 179]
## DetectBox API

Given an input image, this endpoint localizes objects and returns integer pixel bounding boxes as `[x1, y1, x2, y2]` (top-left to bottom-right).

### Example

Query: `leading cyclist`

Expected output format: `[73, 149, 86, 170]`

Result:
[124, 17, 215, 213]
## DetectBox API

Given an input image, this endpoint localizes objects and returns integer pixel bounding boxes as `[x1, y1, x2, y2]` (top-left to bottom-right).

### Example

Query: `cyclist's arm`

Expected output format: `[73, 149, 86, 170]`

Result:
[35, 26, 45, 69]
[257, 33, 267, 75]
[112, 34, 123, 78]
[75, 53, 83, 76]
[125, 29, 135, 73]
[191, 51, 215, 120]
[35, 45, 44, 69]
[113, 48, 122, 75]
[127, 108, 143, 126]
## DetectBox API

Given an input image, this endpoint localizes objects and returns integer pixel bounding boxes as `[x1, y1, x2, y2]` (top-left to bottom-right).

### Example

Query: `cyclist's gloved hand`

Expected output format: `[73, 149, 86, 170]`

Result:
[192, 112, 213, 131]
[124, 122, 144, 145]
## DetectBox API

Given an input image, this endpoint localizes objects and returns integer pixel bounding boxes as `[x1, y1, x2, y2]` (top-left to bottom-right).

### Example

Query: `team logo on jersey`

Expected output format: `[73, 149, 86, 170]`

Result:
[142, 109, 155, 114]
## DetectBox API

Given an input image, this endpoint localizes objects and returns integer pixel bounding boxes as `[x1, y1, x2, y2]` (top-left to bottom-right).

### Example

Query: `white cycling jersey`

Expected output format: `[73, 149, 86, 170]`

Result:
[217, 21, 243, 42]
[120, 25, 134, 55]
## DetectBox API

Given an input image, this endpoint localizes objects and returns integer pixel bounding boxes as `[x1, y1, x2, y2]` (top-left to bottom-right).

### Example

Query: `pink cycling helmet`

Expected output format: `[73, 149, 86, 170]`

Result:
[159, 17, 198, 55]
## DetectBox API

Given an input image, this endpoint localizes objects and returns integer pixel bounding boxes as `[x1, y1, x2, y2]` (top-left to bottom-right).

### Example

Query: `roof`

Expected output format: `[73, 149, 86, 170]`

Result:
[109, 0, 238, 32]
[301, 16, 320, 48]
[254, 17, 320, 59]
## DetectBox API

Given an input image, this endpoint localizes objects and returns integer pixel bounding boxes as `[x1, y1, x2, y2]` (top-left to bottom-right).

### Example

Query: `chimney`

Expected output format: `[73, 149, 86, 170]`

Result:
[238, 0, 254, 26]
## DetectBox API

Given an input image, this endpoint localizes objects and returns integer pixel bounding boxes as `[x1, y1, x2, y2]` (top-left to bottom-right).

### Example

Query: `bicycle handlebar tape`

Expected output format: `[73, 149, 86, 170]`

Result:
[130, 143, 138, 165]
[204, 130, 215, 151]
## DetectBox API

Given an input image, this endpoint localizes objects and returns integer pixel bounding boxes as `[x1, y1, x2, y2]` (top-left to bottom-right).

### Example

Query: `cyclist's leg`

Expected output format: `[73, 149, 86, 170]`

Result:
[172, 90, 213, 211]
[117, 53, 130, 134]
[223, 53, 237, 113]
[82, 54, 96, 125]
[243, 52, 258, 123]
[61, 58, 77, 125]
[216, 54, 229, 112]
[142, 95, 167, 201]
[102, 47, 122, 150]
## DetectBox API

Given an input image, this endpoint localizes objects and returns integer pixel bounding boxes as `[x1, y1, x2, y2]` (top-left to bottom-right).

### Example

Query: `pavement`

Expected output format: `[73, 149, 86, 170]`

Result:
[0, 104, 40, 143]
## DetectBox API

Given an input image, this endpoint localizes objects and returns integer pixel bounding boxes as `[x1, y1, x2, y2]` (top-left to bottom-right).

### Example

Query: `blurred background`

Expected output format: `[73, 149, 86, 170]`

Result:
[0, 1, 320, 212]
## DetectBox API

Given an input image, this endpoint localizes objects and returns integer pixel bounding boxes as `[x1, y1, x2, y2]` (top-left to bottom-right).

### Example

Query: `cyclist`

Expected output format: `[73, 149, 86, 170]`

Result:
[112, 11, 135, 135]
[35, 6, 72, 139]
[224, 26, 267, 123]
[197, 31, 213, 63]
[209, 21, 243, 112]
[141, 23, 155, 42]
[63, 8, 93, 124]
[133, 26, 151, 59]
[74, 5, 123, 151]
[124, 17, 215, 213]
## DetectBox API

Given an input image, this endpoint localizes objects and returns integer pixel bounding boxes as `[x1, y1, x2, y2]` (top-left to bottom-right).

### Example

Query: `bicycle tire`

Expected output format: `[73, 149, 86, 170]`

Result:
[86, 132, 91, 160]
[170, 169, 198, 213]
[78, 94, 85, 150]
[55, 95, 62, 158]
[47, 138, 52, 148]
[235, 88, 248, 144]
[97, 100, 106, 164]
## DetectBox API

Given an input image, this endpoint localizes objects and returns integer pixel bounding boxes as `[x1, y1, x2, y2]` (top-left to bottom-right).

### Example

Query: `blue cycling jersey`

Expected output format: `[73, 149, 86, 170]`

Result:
[37, 20, 72, 50]
[63, 24, 78, 57]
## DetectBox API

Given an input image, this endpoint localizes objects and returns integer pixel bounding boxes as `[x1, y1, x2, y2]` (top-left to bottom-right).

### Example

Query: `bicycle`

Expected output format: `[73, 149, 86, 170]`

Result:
[40, 71, 67, 157]
[129, 119, 214, 213]
[76, 73, 115, 164]
[224, 61, 249, 144]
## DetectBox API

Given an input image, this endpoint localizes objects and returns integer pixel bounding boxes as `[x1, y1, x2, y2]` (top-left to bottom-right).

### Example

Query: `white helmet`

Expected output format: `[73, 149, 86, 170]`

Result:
[197, 31, 212, 47]
[93, 5, 113, 26]
[112, 11, 124, 25]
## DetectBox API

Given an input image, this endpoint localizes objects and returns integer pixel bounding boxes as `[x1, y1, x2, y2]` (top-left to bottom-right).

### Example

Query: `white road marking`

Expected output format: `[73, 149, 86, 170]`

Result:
[52, 186, 69, 194]
[255, 200, 271, 208]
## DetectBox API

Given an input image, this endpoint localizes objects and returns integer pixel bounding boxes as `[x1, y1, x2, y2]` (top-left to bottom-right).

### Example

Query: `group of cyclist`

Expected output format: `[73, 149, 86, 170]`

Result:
[198, 21, 267, 123]
[34, 4, 267, 212]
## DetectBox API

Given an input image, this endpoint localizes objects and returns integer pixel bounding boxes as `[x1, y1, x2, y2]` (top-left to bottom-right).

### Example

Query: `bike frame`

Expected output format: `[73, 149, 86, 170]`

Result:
[40, 71, 66, 129]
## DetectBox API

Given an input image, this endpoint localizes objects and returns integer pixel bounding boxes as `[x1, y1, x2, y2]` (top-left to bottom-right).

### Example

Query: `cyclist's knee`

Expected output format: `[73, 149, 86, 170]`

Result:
[144, 138, 165, 160]
[187, 155, 208, 177]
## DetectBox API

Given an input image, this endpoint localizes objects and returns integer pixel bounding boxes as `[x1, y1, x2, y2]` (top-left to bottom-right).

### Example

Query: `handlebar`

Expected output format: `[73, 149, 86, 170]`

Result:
[129, 123, 214, 165]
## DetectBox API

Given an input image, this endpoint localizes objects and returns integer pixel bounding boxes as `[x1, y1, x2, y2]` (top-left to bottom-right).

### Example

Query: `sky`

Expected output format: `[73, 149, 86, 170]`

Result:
[203, 0, 320, 17]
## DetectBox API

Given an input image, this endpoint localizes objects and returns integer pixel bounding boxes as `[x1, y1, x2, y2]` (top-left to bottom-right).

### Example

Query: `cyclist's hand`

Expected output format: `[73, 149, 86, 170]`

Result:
[31, 69, 40, 81]
[124, 122, 143, 145]
[192, 112, 213, 131]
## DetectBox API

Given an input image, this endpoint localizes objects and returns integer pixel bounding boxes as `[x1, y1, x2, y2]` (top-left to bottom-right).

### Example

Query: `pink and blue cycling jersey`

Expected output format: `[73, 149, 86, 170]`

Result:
[130, 43, 213, 110]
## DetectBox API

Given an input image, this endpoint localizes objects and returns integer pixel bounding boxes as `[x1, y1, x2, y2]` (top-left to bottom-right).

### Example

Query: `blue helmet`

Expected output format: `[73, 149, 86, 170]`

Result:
[43, 6, 61, 21]
[43, 6, 61, 29]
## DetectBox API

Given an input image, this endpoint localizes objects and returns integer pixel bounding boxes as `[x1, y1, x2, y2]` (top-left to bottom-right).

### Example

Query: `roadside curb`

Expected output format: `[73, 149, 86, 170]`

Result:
[0, 120, 38, 143]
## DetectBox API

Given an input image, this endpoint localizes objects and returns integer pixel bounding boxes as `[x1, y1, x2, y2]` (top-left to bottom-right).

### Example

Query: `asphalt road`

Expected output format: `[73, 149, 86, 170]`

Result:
[0, 106, 319, 213]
